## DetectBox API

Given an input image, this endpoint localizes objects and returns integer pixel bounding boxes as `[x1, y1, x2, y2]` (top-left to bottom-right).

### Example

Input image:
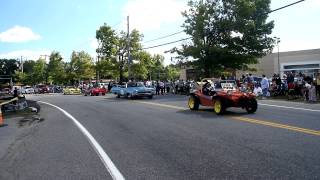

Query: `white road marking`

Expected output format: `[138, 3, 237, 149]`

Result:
[38, 101, 125, 180]
[259, 103, 320, 113]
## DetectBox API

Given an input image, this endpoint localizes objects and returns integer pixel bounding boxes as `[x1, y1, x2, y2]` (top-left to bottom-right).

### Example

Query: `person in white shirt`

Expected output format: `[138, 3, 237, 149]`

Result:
[260, 75, 269, 98]
[253, 84, 263, 97]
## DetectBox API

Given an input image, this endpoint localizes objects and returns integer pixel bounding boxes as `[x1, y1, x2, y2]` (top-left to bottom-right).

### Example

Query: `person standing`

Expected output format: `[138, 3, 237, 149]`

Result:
[261, 75, 269, 99]
[316, 73, 320, 99]
[308, 82, 317, 103]
[160, 81, 165, 95]
[156, 82, 160, 95]
[13, 87, 19, 97]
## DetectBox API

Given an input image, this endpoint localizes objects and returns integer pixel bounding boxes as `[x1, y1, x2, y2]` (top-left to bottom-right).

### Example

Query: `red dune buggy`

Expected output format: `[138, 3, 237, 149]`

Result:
[188, 78, 258, 115]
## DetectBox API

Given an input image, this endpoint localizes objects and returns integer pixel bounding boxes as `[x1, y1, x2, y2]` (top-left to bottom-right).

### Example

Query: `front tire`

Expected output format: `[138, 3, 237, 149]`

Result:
[148, 95, 153, 99]
[188, 95, 199, 110]
[246, 98, 257, 114]
[213, 99, 225, 115]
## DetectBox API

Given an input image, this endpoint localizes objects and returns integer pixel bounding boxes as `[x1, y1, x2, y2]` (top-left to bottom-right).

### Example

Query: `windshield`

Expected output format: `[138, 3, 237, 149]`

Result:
[128, 82, 144, 87]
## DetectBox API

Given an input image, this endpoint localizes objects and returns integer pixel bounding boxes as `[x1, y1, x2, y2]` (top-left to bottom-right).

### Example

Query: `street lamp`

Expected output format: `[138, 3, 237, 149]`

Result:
[274, 37, 281, 75]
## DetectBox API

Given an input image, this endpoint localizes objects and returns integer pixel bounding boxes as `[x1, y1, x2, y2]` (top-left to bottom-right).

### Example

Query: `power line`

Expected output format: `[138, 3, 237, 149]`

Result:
[142, 0, 305, 50]
[142, 37, 192, 50]
[267, 0, 305, 14]
[143, 31, 184, 43]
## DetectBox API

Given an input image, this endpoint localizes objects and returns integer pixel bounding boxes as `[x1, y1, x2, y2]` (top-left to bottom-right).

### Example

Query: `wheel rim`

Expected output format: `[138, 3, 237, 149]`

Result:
[188, 97, 194, 109]
[214, 100, 221, 113]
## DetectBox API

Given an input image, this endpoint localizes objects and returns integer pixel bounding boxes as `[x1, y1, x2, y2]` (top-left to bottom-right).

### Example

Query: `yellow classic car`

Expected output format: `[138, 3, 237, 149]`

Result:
[63, 86, 81, 95]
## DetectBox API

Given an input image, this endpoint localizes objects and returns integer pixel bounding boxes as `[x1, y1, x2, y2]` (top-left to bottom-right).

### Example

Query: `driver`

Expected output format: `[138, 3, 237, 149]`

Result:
[202, 80, 211, 95]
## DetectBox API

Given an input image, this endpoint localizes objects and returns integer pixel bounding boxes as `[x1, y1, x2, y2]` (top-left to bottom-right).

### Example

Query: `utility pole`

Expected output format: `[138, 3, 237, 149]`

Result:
[274, 37, 281, 75]
[20, 56, 24, 73]
[127, 15, 131, 80]
[96, 55, 100, 84]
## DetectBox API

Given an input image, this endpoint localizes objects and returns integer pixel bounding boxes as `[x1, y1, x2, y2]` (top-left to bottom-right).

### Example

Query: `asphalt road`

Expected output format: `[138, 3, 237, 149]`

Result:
[1, 94, 320, 179]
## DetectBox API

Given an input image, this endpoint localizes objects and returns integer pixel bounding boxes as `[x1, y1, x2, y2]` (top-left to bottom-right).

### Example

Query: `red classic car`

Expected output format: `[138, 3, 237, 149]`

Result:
[188, 78, 257, 115]
[84, 86, 107, 96]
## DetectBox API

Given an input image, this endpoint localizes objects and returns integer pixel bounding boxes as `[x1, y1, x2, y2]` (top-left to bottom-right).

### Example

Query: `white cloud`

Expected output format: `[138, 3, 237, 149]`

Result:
[0, 50, 51, 61]
[122, 0, 187, 32]
[0, 26, 41, 43]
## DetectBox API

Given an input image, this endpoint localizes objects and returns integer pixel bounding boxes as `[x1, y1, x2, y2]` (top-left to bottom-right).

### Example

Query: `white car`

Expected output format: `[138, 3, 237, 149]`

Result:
[21, 86, 35, 94]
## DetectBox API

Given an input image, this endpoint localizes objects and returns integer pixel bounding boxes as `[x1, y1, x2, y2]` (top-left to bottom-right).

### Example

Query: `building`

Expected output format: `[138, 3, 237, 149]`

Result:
[180, 48, 320, 80]
[255, 48, 320, 78]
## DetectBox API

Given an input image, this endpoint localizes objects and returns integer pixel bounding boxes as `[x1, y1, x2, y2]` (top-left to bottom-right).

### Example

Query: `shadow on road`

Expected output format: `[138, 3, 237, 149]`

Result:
[176, 108, 249, 119]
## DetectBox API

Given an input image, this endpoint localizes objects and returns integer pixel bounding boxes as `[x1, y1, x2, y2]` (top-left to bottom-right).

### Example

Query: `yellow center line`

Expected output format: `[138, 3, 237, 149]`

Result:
[231, 117, 320, 136]
[134, 101, 320, 136]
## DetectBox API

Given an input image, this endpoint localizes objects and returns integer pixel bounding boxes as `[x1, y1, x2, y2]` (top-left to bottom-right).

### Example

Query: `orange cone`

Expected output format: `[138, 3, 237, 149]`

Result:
[0, 108, 5, 127]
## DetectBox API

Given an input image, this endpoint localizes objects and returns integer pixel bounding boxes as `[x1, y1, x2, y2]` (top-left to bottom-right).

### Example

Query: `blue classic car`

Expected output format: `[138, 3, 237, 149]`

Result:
[111, 82, 155, 99]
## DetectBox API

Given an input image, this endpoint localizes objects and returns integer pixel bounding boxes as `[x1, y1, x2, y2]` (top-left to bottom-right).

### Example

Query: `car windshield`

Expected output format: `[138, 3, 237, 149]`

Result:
[213, 81, 237, 89]
[128, 82, 144, 87]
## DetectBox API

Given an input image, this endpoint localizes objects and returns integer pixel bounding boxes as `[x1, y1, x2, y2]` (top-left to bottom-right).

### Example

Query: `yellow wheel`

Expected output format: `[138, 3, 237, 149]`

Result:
[188, 95, 199, 110]
[213, 99, 224, 115]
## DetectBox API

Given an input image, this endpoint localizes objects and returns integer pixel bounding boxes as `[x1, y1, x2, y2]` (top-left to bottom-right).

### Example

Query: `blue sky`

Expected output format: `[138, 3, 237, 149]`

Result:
[0, 0, 319, 65]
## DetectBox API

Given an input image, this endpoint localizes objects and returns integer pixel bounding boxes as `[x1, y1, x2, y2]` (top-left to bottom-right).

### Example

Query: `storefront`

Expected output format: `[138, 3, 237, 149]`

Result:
[281, 61, 320, 78]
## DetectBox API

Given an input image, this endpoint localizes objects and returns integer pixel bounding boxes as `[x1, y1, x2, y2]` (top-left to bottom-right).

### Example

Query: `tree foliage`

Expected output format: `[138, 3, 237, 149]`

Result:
[68, 51, 95, 82]
[174, 0, 274, 77]
[47, 51, 66, 84]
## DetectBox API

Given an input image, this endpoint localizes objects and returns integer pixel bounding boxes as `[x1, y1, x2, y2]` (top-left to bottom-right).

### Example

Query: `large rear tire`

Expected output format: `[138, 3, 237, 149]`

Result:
[188, 95, 199, 110]
[246, 98, 258, 114]
[213, 99, 225, 115]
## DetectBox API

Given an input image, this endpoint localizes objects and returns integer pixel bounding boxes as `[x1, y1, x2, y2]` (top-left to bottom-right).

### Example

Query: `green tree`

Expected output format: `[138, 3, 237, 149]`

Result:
[47, 51, 66, 84]
[95, 24, 120, 81]
[174, 0, 274, 77]
[31, 58, 47, 84]
[22, 60, 36, 74]
[96, 23, 144, 82]
[165, 65, 180, 81]
[150, 54, 166, 80]
[0, 59, 19, 76]
[15, 71, 28, 84]
[68, 51, 95, 84]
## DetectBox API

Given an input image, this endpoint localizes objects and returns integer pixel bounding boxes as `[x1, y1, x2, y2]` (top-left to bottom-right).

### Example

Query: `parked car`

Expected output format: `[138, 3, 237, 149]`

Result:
[188, 78, 257, 115]
[21, 86, 35, 94]
[63, 86, 81, 95]
[36, 85, 49, 93]
[112, 82, 155, 99]
[84, 86, 107, 96]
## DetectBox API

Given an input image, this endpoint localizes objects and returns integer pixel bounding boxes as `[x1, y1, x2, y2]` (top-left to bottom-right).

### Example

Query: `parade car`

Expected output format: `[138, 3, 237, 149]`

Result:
[188, 78, 257, 115]
[111, 82, 155, 99]
[84, 86, 107, 96]
[21, 86, 35, 94]
[63, 86, 81, 95]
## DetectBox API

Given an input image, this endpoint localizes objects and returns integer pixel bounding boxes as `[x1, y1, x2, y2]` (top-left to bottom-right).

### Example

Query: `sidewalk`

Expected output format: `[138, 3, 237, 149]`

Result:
[258, 98, 320, 111]
[0, 101, 42, 159]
